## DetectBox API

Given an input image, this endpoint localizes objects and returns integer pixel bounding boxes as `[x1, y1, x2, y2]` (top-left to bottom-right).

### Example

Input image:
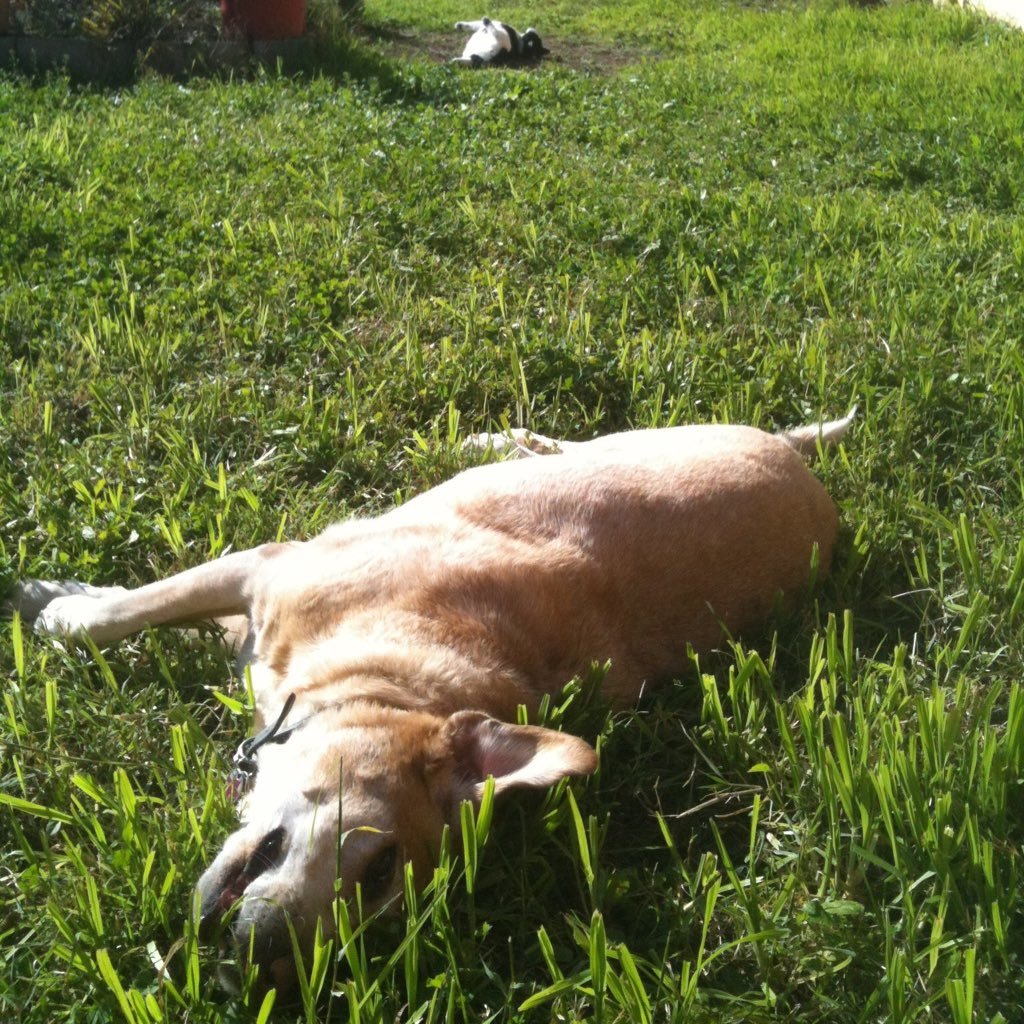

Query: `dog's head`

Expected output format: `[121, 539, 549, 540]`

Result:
[196, 702, 596, 988]
[520, 28, 549, 59]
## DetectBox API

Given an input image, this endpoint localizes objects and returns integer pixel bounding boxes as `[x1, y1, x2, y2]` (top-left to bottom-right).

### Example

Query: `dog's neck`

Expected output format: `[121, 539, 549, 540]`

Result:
[258, 661, 535, 724]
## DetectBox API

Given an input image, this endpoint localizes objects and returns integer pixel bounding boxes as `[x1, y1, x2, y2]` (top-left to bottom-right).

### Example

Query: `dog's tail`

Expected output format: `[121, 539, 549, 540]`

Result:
[779, 407, 856, 457]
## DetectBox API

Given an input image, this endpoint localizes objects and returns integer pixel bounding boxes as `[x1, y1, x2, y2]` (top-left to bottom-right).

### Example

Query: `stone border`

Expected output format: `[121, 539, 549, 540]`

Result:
[0, 32, 314, 84]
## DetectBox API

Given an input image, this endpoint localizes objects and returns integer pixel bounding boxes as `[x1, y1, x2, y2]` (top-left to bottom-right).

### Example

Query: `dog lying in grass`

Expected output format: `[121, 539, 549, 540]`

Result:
[8, 416, 851, 990]
[451, 17, 549, 66]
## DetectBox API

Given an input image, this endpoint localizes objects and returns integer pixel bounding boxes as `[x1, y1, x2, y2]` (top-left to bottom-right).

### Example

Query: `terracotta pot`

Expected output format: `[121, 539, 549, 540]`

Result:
[221, 0, 306, 39]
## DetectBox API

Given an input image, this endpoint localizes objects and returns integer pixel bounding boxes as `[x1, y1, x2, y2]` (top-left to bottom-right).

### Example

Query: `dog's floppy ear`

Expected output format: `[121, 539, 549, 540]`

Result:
[444, 710, 597, 803]
[521, 28, 549, 57]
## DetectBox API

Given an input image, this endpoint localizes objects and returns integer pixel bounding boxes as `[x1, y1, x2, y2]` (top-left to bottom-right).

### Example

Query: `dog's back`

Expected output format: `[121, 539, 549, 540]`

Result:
[288, 424, 839, 710]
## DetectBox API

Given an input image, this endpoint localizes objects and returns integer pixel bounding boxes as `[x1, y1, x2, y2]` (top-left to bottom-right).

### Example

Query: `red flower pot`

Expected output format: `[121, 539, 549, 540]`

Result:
[221, 0, 306, 39]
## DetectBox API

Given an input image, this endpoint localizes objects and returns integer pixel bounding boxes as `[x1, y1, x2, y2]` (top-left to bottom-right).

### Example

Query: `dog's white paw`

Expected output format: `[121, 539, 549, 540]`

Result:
[4, 579, 128, 642]
[6, 580, 75, 620]
[33, 594, 107, 639]
[5, 579, 126, 617]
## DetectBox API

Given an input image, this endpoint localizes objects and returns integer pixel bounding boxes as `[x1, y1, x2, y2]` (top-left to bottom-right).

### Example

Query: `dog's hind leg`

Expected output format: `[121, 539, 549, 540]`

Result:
[6, 544, 287, 646]
[463, 428, 579, 459]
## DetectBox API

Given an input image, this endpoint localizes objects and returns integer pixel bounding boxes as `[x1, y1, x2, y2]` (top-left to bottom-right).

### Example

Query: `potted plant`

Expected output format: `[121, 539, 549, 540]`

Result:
[221, 0, 306, 39]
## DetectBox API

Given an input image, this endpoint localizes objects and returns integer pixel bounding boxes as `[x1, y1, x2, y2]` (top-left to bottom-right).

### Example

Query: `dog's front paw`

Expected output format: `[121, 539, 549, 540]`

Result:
[4, 580, 75, 621]
[4, 580, 129, 644]
[33, 594, 108, 640]
[4, 579, 127, 621]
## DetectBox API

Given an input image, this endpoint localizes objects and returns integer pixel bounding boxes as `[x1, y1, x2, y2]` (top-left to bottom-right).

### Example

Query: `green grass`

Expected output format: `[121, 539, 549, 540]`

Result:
[2, 0, 1024, 1020]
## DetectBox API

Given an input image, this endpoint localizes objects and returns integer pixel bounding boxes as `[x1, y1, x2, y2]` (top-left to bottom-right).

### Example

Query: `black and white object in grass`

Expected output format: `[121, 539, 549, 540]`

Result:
[451, 17, 549, 67]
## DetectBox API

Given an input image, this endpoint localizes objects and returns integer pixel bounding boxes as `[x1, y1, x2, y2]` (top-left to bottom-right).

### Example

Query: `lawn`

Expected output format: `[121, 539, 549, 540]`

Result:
[2, 0, 1024, 1020]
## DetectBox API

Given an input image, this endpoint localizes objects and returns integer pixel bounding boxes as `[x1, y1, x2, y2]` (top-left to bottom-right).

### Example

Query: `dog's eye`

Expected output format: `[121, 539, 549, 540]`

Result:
[244, 826, 286, 879]
[360, 844, 397, 903]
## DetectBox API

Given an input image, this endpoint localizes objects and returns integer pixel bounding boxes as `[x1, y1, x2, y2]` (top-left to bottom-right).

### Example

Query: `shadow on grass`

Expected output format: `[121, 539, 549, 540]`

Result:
[305, 28, 440, 102]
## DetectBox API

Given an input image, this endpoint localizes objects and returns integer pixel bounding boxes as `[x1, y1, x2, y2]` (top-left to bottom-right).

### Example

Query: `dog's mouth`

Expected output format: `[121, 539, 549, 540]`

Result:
[198, 826, 300, 992]
[196, 827, 286, 937]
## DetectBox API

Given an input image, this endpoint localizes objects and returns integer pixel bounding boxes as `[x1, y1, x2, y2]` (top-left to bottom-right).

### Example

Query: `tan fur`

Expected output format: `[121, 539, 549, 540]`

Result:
[7, 416, 850, 988]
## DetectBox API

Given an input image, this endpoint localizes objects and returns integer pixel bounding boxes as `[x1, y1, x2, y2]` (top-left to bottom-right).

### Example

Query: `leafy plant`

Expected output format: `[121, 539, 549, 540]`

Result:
[13, 0, 222, 41]
[12, 0, 84, 35]
[82, 0, 220, 42]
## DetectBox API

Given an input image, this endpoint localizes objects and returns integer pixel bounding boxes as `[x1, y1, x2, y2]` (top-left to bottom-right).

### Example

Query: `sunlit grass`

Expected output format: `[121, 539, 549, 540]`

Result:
[3, 0, 1024, 1020]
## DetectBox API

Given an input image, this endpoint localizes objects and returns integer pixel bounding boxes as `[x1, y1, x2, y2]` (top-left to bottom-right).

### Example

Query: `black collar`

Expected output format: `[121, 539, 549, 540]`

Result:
[227, 693, 297, 798]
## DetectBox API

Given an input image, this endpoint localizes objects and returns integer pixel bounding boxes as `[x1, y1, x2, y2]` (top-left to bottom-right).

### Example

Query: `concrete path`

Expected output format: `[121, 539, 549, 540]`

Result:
[937, 0, 1024, 30]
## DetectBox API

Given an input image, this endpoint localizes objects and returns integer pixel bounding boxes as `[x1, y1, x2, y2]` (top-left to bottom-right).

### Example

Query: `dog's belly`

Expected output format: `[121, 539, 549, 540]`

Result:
[250, 425, 837, 713]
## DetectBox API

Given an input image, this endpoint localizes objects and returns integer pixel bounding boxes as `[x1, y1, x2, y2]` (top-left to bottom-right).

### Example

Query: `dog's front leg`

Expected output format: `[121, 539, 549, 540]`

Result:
[7, 544, 283, 645]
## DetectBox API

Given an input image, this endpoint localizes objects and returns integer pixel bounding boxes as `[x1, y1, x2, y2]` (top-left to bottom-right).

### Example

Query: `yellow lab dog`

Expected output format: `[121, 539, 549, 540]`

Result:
[9, 415, 851, 988]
